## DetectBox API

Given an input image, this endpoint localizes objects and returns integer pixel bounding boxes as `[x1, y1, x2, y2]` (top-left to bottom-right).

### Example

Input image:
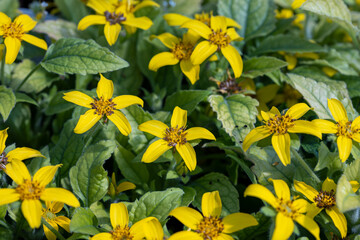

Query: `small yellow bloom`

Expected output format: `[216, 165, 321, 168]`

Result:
[138, 106, 215, 171]
[243, 103, 322, 166]
[169, 191, 257, 239]
[0, 128, 44, 170]
[63, 74, 143, 134]
[244, 179, 320, 240]
[279, 51, 320, 70]
[91, 202, 163, 240]
[42, 201, 71, 240]
[292, 0, 307, 9]
[0, 12, 47, 64]
[313, 98, 360, 162]
[108, 172, 136, 198]
[322, 66, 337, 77]
[0, 160, 80, 228]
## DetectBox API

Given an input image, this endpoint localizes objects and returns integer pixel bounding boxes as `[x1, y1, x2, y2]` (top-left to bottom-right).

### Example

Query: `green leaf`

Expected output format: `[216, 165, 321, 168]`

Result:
[0, 86, 15, 121]
[41, 38, 129, 75]
[34, 19, 80, 40]
[90, 202, 110, 226]
[191, 172, 239, 215]
[45, 91, 75, 115]
[27, 146, 51, 175]
[69, 140, 115, 207]
[181, 186, 196, 206]
[0, 0, 18, 18]
[128, 188, 184, 224]
[314, 142, 342, 174]
[70, 208, 99, 235]
[336, 175, 360, 212]
[164, 90, 212, 113]
[14, 93, 38, 106]
[242, 56, 288, 78]
[54, 0, 89, 23]
[345, 157, 360, 182]
[208, 94, 258, 141]
[168, 0, 202, 15]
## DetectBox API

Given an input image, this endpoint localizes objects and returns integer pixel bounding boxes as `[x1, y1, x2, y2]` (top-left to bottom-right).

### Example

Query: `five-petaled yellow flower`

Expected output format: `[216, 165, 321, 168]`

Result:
[138, 106, 215, 171]
[0, 128, 44, 170]
[149, 31, 200, 84]
[169, 191, 258, 240]
[63, 74, 143, 134]
[312, 98, 360, 162]
[78, 0, 155, 45]
[0, 160, 80, 228]
[91, 202, 163, 240]
[294, 178, 360, 238]
[108, 172, 136, 198]
[42, 201, 71, 240]
[244, 179, 320, 240]
[242, 103, 322, 166]
[0, 12, 47, 64]
[181, 16, 243, 78]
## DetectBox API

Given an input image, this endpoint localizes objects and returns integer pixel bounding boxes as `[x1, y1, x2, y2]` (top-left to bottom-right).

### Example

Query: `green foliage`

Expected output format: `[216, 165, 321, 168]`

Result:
[70, 208, 99, 235]
[34, 19, 80, 40]
[0, 86, 15, 121]
[164, 90, 212, 113]
[0, 0, 18, 18]
[243, 56, 288, 78]
[337, 175, 360, 212]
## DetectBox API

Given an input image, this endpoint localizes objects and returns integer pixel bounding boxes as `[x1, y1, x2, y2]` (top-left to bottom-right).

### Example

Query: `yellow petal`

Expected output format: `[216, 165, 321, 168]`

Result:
[4, 160, 30, 185]
[112, 95, 143, 109]
[4, 37, 21, 64]
[91, 233, 113, 240]
[21, 34, 47, 50]
[244, 184, 277, 208]
[322, 67, 337, 77]
[77, 15, 107, 30]
[108, 110, 132, 136]
[176, 143, 197, 171]
[350, 180, 360, 193]
[169, 206, 203, 229]
[138, 120, 168, 138]
[104, 22, 121, 46]
[183, 30, 200, 45]
[181, 20, 212, 39]
[43, 221, 57, 240]
[7, 147, 45, 162]
[201, 191, 222, 218]
[326, 207, 347, 238]
[116, 181, 136, 193]
[270, 179, 291, 201]
[21, 199, 42, 228]
[210, 16, 227, 32]
[180, 59, 200, 85]
[272, 133, 291, 166]
[269, 106, 281, 116]
[294, 214, 320, 240]
[295, 52, 320, 59]
[153, 33, 180, 49]
[110, 202, 128, 228]
[272, 213, 294, 240]
[284, 54, 297, 70]
[74, 110, 102, 134]
[171, 106, 187, 128]
[14, 14, 37, 32]
[0, 188, 20, 205]
[63, 91, 93, 108]
[292, 199, 310, 214]
[168, 231, 202, 240]
[50, 201, 64, 213]
[41, 188, 80, 207]
[97, 74, 113, 100]
[141, 139, 172, 163]
[133, 0, 160, 12]
[353, 133, 360, 143]
[352, 116, 360, 129]
[148, 52, 179, 71]
[292, 0, 307, 9]
[221, 45, 243, 78]
[163, 13, 191, 26]
[311, 119, 337, 134]
[133, 217, 164, 240]
[122, 16, 153, 30]
[242, 126, 272, 152]
[0, 128, 8, 153]
[222, 212, 258, 233]
[306, 203, 322, 219]
[294, 180, 318, 202]
[322, 178, 337, 192]
[225, 17, 241, 28]
[0, 12, 11, 25]
[190, 40, 218, 65]
[328, 98, 348, 122]
[337, 135, 352, 162]
[185, 127, 215, 141]
[54, 216, 70, 232]
[288, 120, 322, 139]
[86, 0, 112, 14]
[285, 103, 311, 119]
[34, 164, 61, 187]
[217, 233, 234, 240]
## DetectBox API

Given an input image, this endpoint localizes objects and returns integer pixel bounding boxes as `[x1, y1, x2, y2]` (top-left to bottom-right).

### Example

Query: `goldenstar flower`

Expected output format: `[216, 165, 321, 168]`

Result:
[108, 172, 136, 198]
[312, 98, 360, 162]
[242, 103, 322, 166]
[169, 191, 258, 240]
[244, 179, 320, 240]
[138, 106, 215, 171]
[149, 31, 200, 84]
[181, 16, 243, 78]
[0, 128, 44, 170]
[91, 202, 163, 240]
[292, 0, 307, 9]
[0, 160, 80, 228]
[63, 74, 143, 134]
[0, 12, 47, 64]
[42, 201, 71, 240]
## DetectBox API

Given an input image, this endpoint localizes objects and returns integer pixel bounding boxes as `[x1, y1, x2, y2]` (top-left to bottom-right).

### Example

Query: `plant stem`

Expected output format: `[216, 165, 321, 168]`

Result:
[291, 148, 320, 183]
[0, 49, 5, 86]
[41, 218, 66, 240]
[15, 64, 41, 91]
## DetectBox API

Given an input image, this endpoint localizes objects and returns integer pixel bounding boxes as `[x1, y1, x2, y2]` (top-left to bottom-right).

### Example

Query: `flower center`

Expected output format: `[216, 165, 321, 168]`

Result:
[16, 179, 44, 200]
[265, 114, 295, 135]
[314, 190, 336, 209]
[0, 152, 8, 170]
[276, 198, 300, 219]
[1, 22, 24, 39]
[208, 29, 231, 49]
[171, 42, 194, 60]
[196, 216, 224, 239]
[336, 120, 354, 138]
[104, 11, 126, 25]
[163, 126, 187, 147]
[111, 225, 133, 240]
[195, 12, 211, 26]
[42, 209, 57, 221]
[91, 97, 117, 116]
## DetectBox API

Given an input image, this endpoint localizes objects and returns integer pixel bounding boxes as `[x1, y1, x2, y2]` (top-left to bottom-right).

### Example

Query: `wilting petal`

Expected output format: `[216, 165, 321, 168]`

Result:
[272, 133, 291, 166]
[312, 119, 337, 134]
[322, 178, 337, 192]
[14, 14, 37, 32]
[4, 37, 21, 64]
[141, 139, 172, 163]
[34, 164, 61, 187]
[163, 13, 191, 26]
[104, 22, 121, 46]
[148, 52, 179, 71]
[122, 16, 152, 30]
[292, 0, 306, 9]
[4, 160, 30, 185]
[63, 91, 93, 108]
[168, 231, 202, 240]
[286, 103, 311, 119]
[180, 59, 200, 84]
[41, 188, 80, 207]
[110, 202, 128, 228]
[74, 110, 102, 134]
[116, 181, 136, 193]
[294, 180, 318, 203]
[244, 184, 277, 208]
[153, 33, 180, 49]
[242, 126, 272, 152]
[271, 179, 290, 201]
[91, 233, 112, 240]
[288, 120, 322, 139]
[0, 128, 8, 153]
[295, 214, 320, 240]
[7, 147, 44, 162]
[22, 199, 42, 228]
[54, 216, 70, 232]
[328, 99, 348, 122]
[222, 212, 258, 233]
[138, 120, 168, 138]
[97, 74, 113, 100]
[171, 106, 187, 128]
[185, 127, 215, 141]
[202, 191, 222, 218]
[181, 20, 212, 39]
[272, 213, 294, 240]
[337, 135, 352, 162]
[22, 34, 47, 50]
[326, 207, 347, 238]
[191, 40, 217, 65]
[221, 45, 243, 78]
[0, 189, 20, 205]
[77, 15, 106, 30]
[169, 206, 203, 229]
[43, 221, 58, 240]
[210, 16, 227, 32]
[108, 110, 132, 136]
[176, 143, 197, 171]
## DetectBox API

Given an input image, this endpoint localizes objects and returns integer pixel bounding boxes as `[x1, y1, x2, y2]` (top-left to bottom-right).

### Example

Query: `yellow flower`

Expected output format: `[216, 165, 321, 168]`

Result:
[275, 9, 305, 29]
[108, 172, 136, 198]
[78, 0, 154, 45]
[312, 98, 360, 162]
[279, 52, 320, 70]
[0, 128, 44, 170]
[242, 103, 322, 166]
[294, 178, 360, 238]
[138, 106, 215, 171]
[292, 0, 307, 9]
[42, 201, 71, 240]
[0, 160, 80, 228]
[181, 16, 243, 78]
[169, 191, 258, 239]
[63, 74, 143, 134]
[91, 202, 163, 240]
[0, 12, 47, 64]
[149, 31, 200, 84]
[244, 179, 320, 240]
